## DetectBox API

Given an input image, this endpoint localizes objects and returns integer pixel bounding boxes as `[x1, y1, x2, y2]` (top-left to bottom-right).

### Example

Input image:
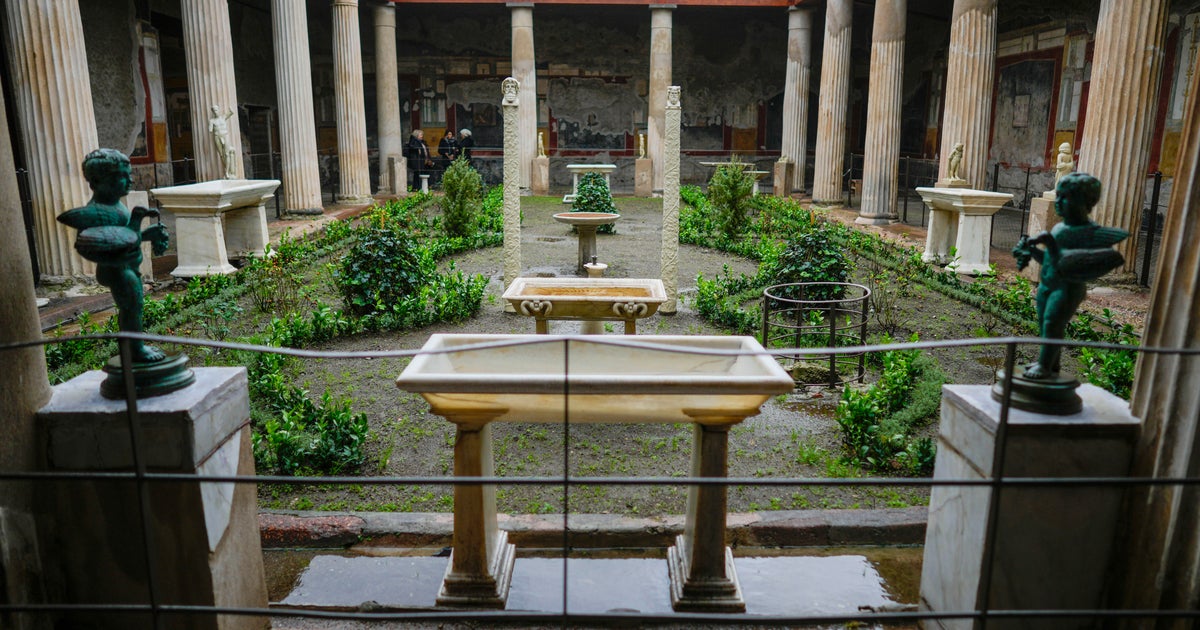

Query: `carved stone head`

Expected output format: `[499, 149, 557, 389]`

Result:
[667, 86, 681, 108]
[502, 77, 520, 105]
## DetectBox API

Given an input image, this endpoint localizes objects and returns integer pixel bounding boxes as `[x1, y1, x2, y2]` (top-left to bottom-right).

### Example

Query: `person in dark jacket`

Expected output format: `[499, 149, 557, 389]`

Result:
[406, 129, 432, 190]
[437, 130, 460, 182]
[458, 128, 475, 166]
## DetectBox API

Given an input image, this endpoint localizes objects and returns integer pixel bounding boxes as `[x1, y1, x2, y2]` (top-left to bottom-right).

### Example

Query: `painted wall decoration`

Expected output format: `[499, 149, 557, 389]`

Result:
[991, 59, 1056, 166]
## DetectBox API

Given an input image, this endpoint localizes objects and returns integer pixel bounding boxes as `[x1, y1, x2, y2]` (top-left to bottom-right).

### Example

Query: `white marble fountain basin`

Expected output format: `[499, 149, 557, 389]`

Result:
[395, 334, 794, 424]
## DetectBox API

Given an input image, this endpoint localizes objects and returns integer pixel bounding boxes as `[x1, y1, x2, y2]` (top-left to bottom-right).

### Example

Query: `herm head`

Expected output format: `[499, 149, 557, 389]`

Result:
[81, 149, 132, 202]
[1055, 172, 1102, 223]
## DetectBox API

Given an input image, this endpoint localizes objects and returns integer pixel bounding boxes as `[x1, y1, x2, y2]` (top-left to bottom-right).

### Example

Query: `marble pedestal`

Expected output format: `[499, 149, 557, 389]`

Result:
[1020, 193, 1059, 283]
[915, 187, 1013, 274]
[635, 158, 653, 197]
[773, 160, 794, 198]
[389, 155, 408, 197]
[531, 156, 550, 196]
[920, 385, 1139, 630]
[151, 179, 281, 277]
[37, 368, 267, 630]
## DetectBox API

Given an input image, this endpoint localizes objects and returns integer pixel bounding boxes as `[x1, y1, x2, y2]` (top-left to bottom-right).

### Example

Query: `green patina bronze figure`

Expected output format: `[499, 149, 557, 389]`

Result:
[997, 171, 1129, 414]
[58, 149, 194, 398]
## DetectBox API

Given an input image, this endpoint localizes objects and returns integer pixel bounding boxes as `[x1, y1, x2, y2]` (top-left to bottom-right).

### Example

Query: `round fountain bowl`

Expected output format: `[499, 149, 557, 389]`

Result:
[553, 212, 621, 227]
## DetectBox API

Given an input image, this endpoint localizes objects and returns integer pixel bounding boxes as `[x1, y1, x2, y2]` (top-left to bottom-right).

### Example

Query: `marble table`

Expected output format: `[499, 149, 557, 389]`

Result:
[151, 179, 280, 277]
[915, 187, 1014, 275]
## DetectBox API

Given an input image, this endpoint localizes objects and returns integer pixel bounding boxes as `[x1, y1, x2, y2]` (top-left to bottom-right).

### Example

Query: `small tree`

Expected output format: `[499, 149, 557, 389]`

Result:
[774, 226, 852, 301]
[440, 156, 482, 238]
[707, 159, 754, 239]
[572, 171, 618, 234]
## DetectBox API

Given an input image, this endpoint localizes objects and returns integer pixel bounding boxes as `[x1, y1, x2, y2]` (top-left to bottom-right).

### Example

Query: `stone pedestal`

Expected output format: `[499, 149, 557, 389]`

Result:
[772, 160, 794, 198]
[530, 155, 550, 195]
[37, 368, 267, 630]
[635, 158, 653, 197]
[501, 78, 522, 313]
[388, 156, 408, 197]
[661, 86, 682, 314]
[916, 187, 1012, 274]
[920, 385, 1139, 630]
[1020, 194, 1058, 282]
[151, 179, 281, 277]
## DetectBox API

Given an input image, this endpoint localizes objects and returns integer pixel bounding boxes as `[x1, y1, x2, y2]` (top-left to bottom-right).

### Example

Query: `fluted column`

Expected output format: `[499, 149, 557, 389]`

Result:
[1112, 52, 1200, 623]
[501, 78, 522, 311]
[812, 0, 852, 204]
[648, 6, 674, 193]
[375, 3, 402, 195]
[332, 0, 371, 204]
[661, 86, 681, 314]
[510, 4, 536, 191]
[3, 0, 98, 278]
[780, 7, 813, 195]
[1077, 0, 1169, 273]
[937, 0, 997, 188]
[858, 0, 906, 225]
[272, 0, 323, 214]
[181, 0, 244, 182]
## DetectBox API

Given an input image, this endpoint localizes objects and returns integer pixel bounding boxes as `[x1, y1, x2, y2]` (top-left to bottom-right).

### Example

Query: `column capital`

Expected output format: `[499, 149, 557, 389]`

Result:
[506, 2, 534, 8]
[333, 0, 358, 7]
[650, 4, 677, 11]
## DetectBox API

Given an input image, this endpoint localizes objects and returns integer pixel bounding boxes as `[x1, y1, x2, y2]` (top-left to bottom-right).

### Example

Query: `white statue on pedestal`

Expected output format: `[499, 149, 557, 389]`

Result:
[208, 106, 237, 179]
[1054, 142, 1075, 186]
[537, 131, 546, 158]
[947, 142, 965, 183]
[638, 133, 646, 159]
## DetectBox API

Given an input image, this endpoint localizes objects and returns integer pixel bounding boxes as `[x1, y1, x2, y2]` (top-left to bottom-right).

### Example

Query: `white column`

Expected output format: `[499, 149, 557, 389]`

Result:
[181, 0, 244, 182]
[3, 0, 98, 278]
[502, 78, 522, 311]
[1077, 0, 1169, 273]
[661, 86, 681, 314]
[272, 0, 323, 214]
[858, 0, 906, 225]
[937, 0, 997, 188]
[332, 0, 372, 204]
[375, 3, 402, 195]
[812, 0, 852, 204]
[780, 7, 813, 194]
[510, 4, 536, 191]
[1111, 45, 1200, 623]
[648, 6, 674, 193]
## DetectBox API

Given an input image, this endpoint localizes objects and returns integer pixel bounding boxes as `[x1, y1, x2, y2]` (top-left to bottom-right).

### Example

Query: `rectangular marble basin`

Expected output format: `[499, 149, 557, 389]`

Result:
[502, 277, 666, 321]
[395, 334, 794, 424]
[151, 178, 281, 214]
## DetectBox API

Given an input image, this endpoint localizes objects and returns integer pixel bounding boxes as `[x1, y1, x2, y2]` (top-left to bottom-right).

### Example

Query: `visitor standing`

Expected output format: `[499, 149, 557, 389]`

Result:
[458, 128, 475, 166]
[438, 130, 460, 182]
[406, 129, 432, 190]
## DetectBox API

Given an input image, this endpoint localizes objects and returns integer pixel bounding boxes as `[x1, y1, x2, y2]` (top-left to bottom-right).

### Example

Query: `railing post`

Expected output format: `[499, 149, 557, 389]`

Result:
[991, 162, 1000, 192]
[1141, 170, 1164, 287]
[902, 156, 910, 223]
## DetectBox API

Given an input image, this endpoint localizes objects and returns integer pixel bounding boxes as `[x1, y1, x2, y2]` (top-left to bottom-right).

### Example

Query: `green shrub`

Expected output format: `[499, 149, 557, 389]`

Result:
[440, 157, 482, 237]
[335, 212, 435, 316]
[572, 172, 618, 234]
[773, 227, 852, 301]
[253, 390, 370, 475]
[707, 160, 754, 239]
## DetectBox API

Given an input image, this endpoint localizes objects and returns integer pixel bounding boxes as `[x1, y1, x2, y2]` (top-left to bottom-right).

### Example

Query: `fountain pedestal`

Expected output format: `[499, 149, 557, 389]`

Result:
[553, 212, 620, 274]
[915, 187, 1013, 274]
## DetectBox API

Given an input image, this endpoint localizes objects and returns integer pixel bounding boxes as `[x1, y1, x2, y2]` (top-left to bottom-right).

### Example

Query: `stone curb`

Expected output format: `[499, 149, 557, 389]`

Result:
[258, 507, 927, 550]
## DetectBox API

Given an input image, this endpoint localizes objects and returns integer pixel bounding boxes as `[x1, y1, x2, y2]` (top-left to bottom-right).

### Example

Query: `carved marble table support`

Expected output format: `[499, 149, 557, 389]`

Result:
[915, 187, 1013, 274]
[151, 179, 281, 277]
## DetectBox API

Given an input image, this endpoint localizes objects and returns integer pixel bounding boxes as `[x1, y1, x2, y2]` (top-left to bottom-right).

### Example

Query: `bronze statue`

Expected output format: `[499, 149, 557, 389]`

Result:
[58, 149, 192, 398]
[1000, 172, 1128, 413]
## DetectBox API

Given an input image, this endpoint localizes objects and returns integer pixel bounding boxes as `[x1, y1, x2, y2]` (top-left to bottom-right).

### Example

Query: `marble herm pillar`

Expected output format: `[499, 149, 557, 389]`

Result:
[375, 4, 403, 195]
[510, 4, 537, 191]
[780, 7, 813, 194]
[3, 0, 99, 278]
[181, 0, 244, 182]
[661, 86, 682, 314]
[648, 6, 674, 194]
[272, 0, 323, 214]
[502, 78, 522, 312]
[1077, 0, 1169, 273]
[938, 0, 997, 189]
[858, 0, 906, 225]
[812, 0, 852, 204]
[332, 0, 372, 204]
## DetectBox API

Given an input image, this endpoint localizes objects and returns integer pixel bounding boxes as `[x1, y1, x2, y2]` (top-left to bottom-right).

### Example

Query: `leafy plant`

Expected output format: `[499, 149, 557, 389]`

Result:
[707, 159, 754, 239]
[571, 172, 618, 234]
[773, 226, 852, 301]
[335, 211, 434, 316]
[440, 156, 482, 238]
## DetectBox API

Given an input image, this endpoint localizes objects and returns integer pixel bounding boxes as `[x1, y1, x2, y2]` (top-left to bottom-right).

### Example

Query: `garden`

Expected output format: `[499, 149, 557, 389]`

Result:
[45, 159, 1141, 518]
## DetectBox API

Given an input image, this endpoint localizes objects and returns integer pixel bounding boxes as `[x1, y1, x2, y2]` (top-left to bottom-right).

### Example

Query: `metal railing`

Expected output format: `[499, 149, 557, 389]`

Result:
[1, 330, 1198, 628]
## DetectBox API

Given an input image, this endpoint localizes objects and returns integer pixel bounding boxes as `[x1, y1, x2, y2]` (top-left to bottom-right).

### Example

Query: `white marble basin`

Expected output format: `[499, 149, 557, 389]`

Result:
[151, 178, 280, 214]
[552, 212, 620, 227]
[395, 334, 794, 424]
[502, 277, 666, 332]
[914, 187, 1012, 216]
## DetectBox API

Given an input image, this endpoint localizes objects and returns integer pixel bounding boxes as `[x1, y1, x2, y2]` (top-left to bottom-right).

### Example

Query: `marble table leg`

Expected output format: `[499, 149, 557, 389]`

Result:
[668, 422, 745, 612]
[171, 214, 237, 277]
[923, 208, 955, 264]
[224, 201, 270, 258]
[949, 213, 994, 275]
[437, 419, 515, 608]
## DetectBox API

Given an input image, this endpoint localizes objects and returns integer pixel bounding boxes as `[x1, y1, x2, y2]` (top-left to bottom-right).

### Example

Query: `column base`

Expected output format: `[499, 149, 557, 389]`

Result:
[336, 194, 374, 205]
[667, 536, 745, 613]
[436, 531, 516, 608]
[855, 214, 896, 226]
[285, 207, 325, 216]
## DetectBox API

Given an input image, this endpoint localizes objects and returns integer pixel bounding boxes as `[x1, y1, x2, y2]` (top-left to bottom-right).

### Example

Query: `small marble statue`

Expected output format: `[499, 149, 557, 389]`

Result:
[208, 105, 237, 179]
[57, 149, 169, 363]
[638, 133, 646, 159]
[1054, 142, 1075, 186]
[1012, 172, 1129, 380]
[537, 131, 546, 158]
[947, 142, 965, 181]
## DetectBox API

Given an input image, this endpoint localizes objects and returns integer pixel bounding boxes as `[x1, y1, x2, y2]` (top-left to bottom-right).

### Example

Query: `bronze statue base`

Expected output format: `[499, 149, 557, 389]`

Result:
[100, 353, 196, 400]
[991, 367, 1082, 416]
